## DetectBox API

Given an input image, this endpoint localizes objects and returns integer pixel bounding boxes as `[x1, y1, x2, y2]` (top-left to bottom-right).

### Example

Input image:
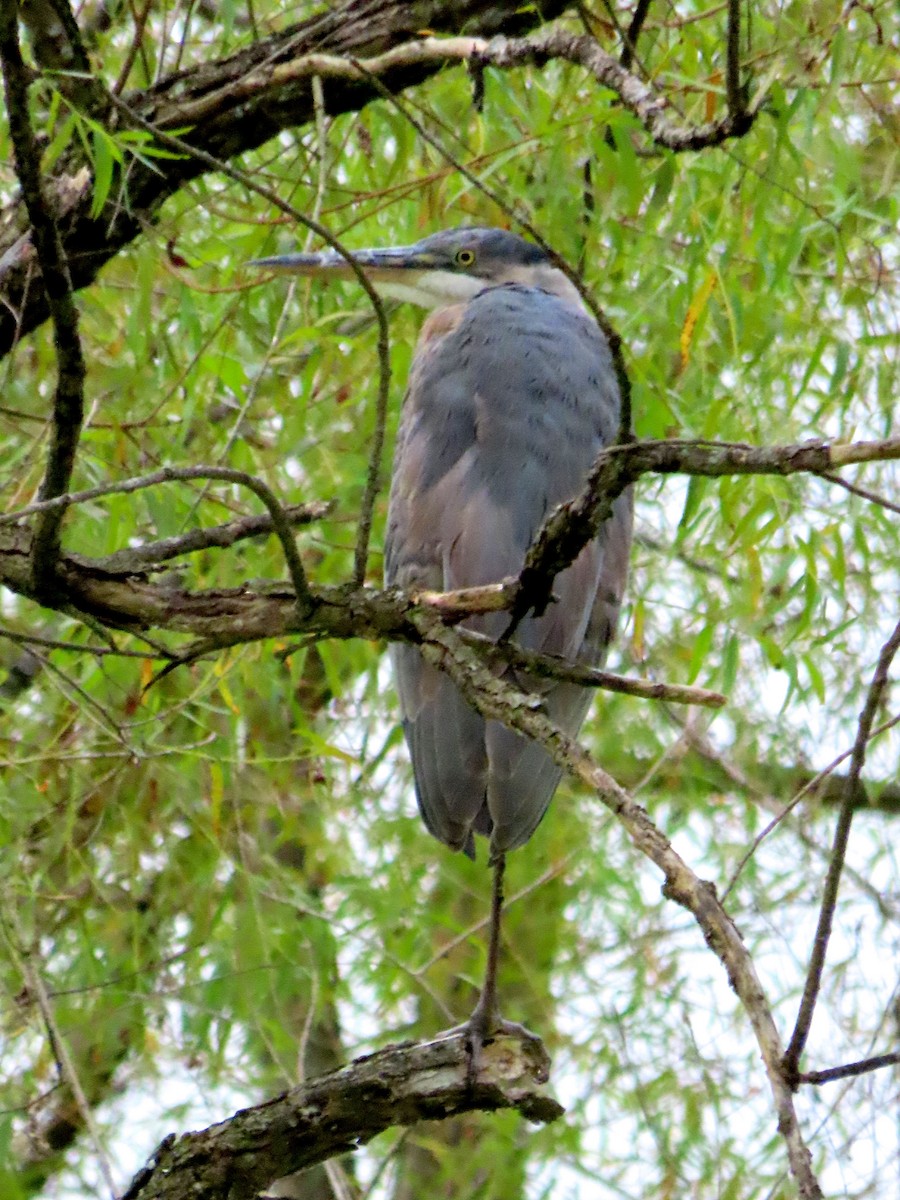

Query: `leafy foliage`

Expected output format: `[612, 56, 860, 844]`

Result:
[0, 1, 897, 1197]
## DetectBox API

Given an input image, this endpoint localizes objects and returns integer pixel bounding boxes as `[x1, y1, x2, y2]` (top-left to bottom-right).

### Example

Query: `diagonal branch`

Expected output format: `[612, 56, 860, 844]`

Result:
[782, 614, 900, 1082]
[458, 629, 725, 708]
[414, 614, 823, 1199]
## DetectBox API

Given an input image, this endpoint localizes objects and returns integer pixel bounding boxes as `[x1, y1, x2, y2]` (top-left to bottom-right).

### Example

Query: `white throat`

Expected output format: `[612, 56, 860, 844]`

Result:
[375, 270, 490, 310]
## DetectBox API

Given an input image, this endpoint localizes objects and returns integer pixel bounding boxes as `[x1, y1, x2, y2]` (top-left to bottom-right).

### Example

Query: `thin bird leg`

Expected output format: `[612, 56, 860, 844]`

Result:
[462, 853, 537, 1085]
[467, 853, 506, 1038]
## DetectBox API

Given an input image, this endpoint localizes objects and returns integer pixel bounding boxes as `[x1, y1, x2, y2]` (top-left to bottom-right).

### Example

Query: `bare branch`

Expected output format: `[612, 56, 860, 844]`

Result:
[0, 625, 171, 659]
[819, 469, 900, 515]
[800, 1051, 900, 1086]
[82, 501, 333, 574]
[112, 0, 154, 94]
[723, 711, 900, 900]
[783, 615, 900, 1082]
[160, 29, 760, 152]
[459, 630, 726, 708]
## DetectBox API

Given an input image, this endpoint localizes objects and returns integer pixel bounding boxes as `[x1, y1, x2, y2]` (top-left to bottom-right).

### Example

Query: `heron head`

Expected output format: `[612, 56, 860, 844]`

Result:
[252, 227, 579, 310]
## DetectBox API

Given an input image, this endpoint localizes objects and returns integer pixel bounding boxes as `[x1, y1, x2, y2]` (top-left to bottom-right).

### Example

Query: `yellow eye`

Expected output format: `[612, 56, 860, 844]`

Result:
[455, 248, 476, 267]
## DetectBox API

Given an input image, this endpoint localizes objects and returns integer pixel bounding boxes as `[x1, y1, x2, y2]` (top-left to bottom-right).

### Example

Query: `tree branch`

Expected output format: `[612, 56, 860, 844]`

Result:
[153, 28, 759, 153]
[725, 0, 745, 120]
[0, 0, 86, 600]
[783, 614, 900, 1082]
[459, 630, 725, 708]
[79, 501, 333, 574]
[2, 434, 898, 644]
[0, 0, 570, 360]
[620, 0, 654, 70]
[513, 435, 900, 622]
[413, 615, 823, 1198]
[799, 1050, 900, 1086]
[0, 0, 768, 361]
[122, 1031, 561, 1200]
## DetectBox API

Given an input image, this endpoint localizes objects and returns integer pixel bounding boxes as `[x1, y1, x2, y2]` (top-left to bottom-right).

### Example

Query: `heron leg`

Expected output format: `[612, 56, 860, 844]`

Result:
[461, 853, 535, 1086]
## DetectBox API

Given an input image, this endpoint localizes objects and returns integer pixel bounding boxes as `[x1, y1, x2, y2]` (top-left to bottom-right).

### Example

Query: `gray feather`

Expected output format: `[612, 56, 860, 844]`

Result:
[385, 283, 633, 858]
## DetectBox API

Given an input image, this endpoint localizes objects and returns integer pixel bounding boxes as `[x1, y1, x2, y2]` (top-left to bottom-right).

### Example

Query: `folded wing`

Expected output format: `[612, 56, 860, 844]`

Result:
[385, 284, 633, 858]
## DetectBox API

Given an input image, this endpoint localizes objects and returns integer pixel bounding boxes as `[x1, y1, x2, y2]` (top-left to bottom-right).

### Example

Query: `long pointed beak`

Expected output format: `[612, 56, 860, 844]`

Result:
[250, 243, 435, 282]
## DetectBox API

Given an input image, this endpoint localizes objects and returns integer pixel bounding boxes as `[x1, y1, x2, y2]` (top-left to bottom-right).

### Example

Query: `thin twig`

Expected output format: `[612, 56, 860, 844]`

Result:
[783, 615, 900, 1081]
[458, 629, 726, 708]
[677, 715, 899, 919]
[722, 711, 900, 900]
[33, 649, 131, 746]
[112, 0, 154, 93]
[413, 858, 572, 976]
[819, 469, 900, 516]
[91, 500, 333, 574]
[799, 1051, 900, 1086]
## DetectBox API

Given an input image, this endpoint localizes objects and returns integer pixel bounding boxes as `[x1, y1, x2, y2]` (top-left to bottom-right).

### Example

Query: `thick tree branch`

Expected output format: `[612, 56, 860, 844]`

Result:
[122, 1031, 561, 1200]
[148, 29, 759, 152]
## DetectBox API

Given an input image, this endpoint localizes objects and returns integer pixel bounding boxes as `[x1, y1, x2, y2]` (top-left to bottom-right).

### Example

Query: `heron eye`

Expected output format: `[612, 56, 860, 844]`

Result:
[455, 248, 476, 267]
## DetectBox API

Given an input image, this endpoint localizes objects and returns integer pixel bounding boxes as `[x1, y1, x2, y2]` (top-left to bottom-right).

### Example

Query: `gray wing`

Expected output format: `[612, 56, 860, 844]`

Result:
[385, 285, 633, 858]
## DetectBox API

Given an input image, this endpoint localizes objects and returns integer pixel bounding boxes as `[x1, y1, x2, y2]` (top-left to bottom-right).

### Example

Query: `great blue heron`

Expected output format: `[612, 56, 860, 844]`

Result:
[254, 227, 633, 1070]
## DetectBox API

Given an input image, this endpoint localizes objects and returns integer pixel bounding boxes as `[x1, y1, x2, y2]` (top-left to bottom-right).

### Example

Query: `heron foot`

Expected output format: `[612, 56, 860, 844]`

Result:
[466, 1016, 538, 1089]
[443, 995, 538, 1088]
